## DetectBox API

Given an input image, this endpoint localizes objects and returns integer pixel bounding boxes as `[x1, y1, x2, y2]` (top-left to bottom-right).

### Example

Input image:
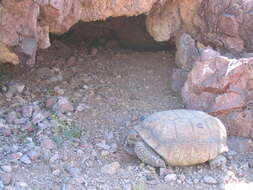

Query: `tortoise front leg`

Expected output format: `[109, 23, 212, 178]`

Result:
[135, 141, 166, 168]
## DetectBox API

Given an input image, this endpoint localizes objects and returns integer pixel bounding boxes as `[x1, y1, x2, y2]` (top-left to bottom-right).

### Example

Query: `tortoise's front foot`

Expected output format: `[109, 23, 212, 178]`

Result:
[135, 141, 166, 168]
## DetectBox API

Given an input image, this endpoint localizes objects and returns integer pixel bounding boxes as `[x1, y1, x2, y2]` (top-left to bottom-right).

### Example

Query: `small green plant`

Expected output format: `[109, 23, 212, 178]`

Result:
[51, 114, 70, 132]
[50, 114, 83, 148]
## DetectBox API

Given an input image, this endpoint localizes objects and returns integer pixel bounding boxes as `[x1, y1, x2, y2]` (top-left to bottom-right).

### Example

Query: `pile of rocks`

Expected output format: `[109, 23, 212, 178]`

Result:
[181, 48, 253, 139]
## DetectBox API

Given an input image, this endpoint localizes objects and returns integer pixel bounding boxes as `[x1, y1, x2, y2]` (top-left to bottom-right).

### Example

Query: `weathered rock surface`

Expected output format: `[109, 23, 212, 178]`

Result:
[146, 0, 181, 41]
[175, 33, 200, 70]
[0, 0, 157, 64]
[146, 0, 253, 52]
[1, 0, 253, 65]
[182, 48, 253, 139]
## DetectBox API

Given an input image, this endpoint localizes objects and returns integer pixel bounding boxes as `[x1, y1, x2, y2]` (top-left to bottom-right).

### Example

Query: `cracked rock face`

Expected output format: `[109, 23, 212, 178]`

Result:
[146, 0, 253, 52]
[0, 0, 157, 65]
[1, 0, 253, 65]
[182, 48, 253, 139]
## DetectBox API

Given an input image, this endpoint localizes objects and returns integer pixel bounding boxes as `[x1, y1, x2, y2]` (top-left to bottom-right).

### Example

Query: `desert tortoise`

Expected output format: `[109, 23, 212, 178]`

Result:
[125, 109, 228, 167]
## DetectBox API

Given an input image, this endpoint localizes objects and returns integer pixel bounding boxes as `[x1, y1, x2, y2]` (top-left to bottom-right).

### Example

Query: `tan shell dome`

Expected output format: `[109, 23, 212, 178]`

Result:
[134, 109, 228, 166]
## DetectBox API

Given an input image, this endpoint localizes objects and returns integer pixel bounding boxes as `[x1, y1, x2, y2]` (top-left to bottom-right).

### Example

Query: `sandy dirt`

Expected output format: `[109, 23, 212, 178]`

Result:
[0, 40, 252, 190]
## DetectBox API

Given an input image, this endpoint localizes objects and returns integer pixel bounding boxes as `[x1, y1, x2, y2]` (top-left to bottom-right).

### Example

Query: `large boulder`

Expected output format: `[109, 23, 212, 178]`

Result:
[145, 0, 181, 41]
[182, 49, 253, 139]
[147, 0, 253, 52]
[0, 0, 40, 64]
[0, 0, 157, 65]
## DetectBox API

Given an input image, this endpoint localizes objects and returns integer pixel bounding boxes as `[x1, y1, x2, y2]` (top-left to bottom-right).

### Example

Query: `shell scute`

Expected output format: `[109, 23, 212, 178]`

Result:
[135, 109, 227, 166]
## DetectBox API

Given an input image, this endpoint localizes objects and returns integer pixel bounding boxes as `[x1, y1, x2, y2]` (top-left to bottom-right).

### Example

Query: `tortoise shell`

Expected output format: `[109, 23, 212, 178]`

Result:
[134, 109, 227, 166]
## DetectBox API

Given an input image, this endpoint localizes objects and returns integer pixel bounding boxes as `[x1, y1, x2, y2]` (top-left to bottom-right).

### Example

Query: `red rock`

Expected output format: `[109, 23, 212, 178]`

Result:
[45, 97, 57, 108]
[27, 150, 41, 161]
[247, 80, 253, 90]
[224, 36, 244, 52]
[209, 93, 245, 115]
[0, 128, 12, 137]
[8, 152, 23, 161]
[147, 0, 253, 52]
[219, 14, 239, 37]
[228, 136, 253, 153]
[56, 96, 74, 113]
[224, 110, 253, 138]
[41, 138, 56, 150]
[0, 0, 157, 64]
[0, 173, 12, 185]
[1, 0, 253, 65]
[182, 49, 253, 139]
[66, 56, 76, 65]
[0, 0, 40, 64]
[22, 105, 33, 118]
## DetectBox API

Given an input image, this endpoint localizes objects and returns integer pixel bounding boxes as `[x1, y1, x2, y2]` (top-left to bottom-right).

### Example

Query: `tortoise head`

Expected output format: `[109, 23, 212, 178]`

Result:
[124, 127, 142, 156]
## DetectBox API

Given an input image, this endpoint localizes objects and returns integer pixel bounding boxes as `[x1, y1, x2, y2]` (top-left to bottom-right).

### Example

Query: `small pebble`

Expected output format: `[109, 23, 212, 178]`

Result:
[164, 174, 177, 182]
[203, 176, 217, 184]
[16, 182, 28, 188]
[54, 86, 65, 95]
[96, 141, 110, 150]
[91, 47, 98, 56]
[27, 150, 41, 161]
[178, 174, 186, 182]
[14, 118, 28, 125]
[76, 103, 87, 112]
[248, 160, 253, 168]
[0, 165, 12, 173]
[6, 112, 17, 124]
[37, 120, 51, 129]
[159, 167, 174, 177]
[66, 167, 81, 178]
[0, 181, 3, 189]
[101, 162, 121, 174]
[20, 155, 32, 164]
[87, 186, 97, 190]
[193, 178, 199, 184]
[56, 96, 74, 113]
[67, 56, 76, 65]
[227, 150, 237, 156]
[73, 176, 85, 184]
[46, 97, 57, 108]
[10, 145, 19, 153]
[49, 153, 60, 163]
[218, 183, 226, 190]
[8, 152, 23, 161]
[40, 138, 56, 150]
[0, 174, 12, 185]
[22, 105, 33, 118]
[60, 183, 69, 190]
[52, 169, 61, 176]
[15, 83, 25, 93]
[209, 155, 227, 169]
[101, 150, 110, 157]
[185, 178, 193, 184]
[32, 111, 46, 124]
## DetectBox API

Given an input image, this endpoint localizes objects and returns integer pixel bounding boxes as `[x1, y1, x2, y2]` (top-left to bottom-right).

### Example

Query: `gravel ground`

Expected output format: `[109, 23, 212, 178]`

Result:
[0, 40, 252, 190]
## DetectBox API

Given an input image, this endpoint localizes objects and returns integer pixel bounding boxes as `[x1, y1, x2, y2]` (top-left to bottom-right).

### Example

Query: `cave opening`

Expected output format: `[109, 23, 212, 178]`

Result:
[50, 15, 175, 52]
